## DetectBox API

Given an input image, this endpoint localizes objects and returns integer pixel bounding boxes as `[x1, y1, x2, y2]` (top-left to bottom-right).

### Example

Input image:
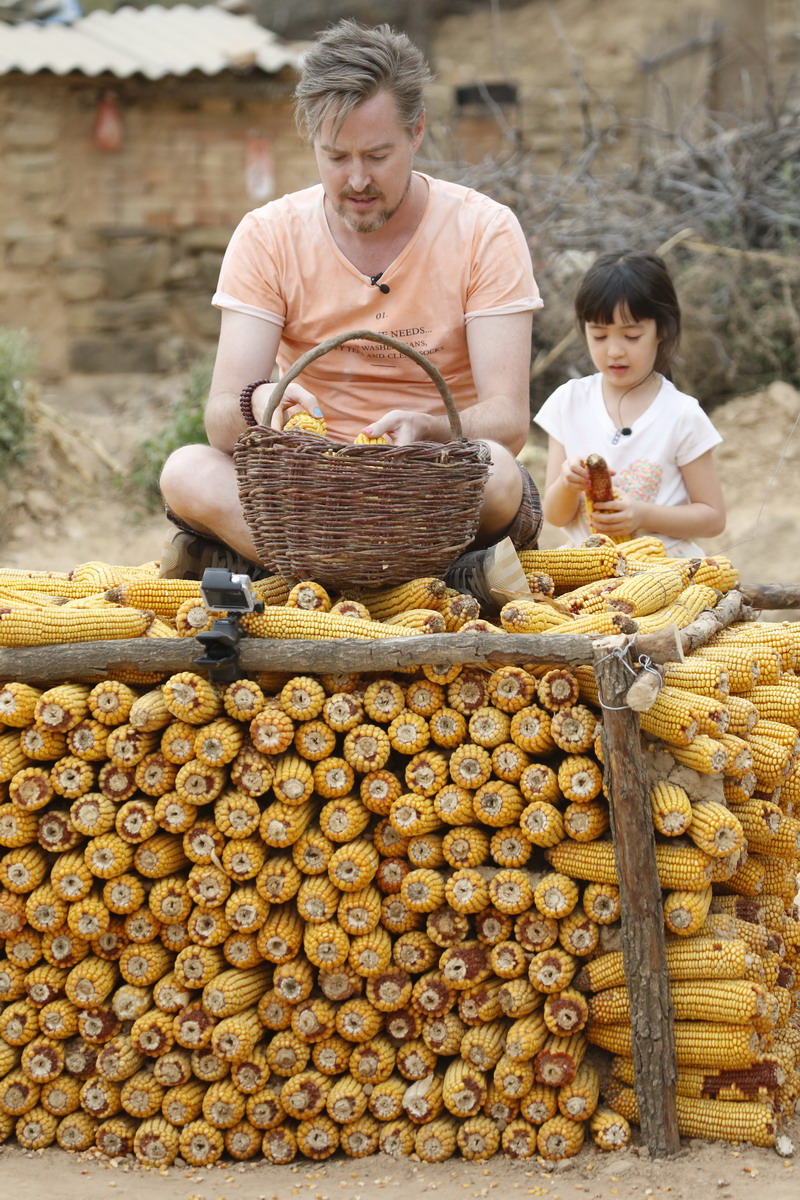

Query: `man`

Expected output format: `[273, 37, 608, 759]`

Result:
[160, 19, 543, 604]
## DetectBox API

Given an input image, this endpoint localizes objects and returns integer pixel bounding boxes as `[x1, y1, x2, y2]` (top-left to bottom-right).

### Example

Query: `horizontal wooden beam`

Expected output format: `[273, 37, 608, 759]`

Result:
[739, 583, 800, 610]
[0, 588, 751, 683]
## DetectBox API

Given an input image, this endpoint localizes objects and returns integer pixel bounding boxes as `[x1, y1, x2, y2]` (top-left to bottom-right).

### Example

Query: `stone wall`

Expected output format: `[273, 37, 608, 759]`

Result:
[0, 72, 316, 377]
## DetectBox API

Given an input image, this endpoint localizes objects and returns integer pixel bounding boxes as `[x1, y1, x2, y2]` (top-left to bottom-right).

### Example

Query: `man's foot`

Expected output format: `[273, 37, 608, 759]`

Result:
[158, 528, 266, 581]
[444, 536, 531, 610]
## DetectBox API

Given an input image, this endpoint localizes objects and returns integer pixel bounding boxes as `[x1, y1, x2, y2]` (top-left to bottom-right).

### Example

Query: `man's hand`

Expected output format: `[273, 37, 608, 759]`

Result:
[362, 408, 442, 445]
[251, 379, 323, 430]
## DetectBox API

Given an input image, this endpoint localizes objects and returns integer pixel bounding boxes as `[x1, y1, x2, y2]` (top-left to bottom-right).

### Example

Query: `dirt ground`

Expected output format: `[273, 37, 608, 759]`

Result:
[1, 1121, 799, 1200]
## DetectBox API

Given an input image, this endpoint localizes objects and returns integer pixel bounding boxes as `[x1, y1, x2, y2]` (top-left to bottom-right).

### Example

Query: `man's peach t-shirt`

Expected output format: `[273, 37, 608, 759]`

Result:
[213, 173, 542, 442]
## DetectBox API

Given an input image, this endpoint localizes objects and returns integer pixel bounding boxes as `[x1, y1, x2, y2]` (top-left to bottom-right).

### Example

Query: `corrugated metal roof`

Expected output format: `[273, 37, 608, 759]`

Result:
[0, 4, 304, 79]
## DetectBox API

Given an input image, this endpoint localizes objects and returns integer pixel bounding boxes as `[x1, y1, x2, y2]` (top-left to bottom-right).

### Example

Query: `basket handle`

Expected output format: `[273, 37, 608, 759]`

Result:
[239, 329, 464, 440]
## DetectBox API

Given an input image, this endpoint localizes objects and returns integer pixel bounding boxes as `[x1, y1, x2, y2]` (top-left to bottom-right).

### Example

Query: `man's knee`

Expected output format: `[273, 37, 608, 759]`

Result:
[160, 443, 209, 501]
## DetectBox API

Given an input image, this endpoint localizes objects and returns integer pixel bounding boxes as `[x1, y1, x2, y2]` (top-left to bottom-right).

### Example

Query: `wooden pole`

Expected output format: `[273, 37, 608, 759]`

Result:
[594, 641, 681, 1158]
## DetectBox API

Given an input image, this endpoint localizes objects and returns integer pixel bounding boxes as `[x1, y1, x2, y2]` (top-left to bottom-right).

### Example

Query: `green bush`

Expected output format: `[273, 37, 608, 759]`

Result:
[0, 328, 36, 480]
[128, 353, 213, 510]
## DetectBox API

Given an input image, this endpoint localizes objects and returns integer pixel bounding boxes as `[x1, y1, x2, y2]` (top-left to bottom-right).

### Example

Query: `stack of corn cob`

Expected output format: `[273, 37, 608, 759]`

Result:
[0, 536, 797, 1164]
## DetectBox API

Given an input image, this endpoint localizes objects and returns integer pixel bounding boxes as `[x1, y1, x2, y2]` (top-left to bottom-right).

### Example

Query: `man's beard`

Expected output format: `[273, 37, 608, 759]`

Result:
[335, 174, 412, 234]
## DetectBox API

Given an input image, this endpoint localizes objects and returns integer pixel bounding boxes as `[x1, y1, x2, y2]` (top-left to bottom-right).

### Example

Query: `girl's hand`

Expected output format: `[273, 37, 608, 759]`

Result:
[560, 456, 591, 493]
[588, 488, 641, 539]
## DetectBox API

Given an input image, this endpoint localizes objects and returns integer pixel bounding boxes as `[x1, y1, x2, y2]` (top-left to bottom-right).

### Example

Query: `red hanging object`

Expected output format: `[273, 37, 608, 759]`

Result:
[94, 91, 123, 152]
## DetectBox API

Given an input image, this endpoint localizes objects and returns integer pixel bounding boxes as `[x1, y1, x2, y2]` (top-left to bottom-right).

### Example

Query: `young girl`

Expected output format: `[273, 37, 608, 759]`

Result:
[534, 249, 725, 556]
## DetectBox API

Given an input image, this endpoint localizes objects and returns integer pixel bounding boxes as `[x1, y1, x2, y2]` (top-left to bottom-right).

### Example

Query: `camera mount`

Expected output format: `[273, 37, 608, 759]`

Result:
[194, 568, 264, 682]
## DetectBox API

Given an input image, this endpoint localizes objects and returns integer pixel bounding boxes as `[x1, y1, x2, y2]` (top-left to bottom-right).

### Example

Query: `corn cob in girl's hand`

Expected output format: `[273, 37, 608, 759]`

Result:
[583, 454, 625, 543]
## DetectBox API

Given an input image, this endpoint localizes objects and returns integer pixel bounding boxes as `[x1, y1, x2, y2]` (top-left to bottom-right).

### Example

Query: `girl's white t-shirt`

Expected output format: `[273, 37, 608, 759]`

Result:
[533, 372, 722, 556]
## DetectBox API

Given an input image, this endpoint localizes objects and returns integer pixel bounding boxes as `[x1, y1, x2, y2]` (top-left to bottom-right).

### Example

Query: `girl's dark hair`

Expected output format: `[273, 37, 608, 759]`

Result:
[574, 250, 681, 376]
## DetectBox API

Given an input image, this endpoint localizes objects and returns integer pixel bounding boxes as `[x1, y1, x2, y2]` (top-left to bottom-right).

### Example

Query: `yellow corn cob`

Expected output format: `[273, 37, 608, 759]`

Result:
[503, 1010, 549, 1063]
[38, 1074, 82, 1119]
[395, 867, 444, 914]
[332, 995, 381, 1043]
[371, 1114, 414, 1158]
[0, 737, 31, 787]
[442, 825, 490, 869]
[489, 825, 531, 868]
[489, 742, 531, 785]
[588, 1021, 762, 1068]
[102, 576, 199, 618]
[534, 1031, 587, 1087]
[65, 717, 110, 763]
[114, 797, 158, 845]
[303, 920, 351, 970]
[174, 595, 215, 637]
[243, 606, 418, 640]
[535, 1112, 586, 1160]
[174, 759, 227, 805]
[106, 724, 159, 767]
[499, 1115, 538, 1158]
[636, 582, 721, 632]
[0, 606, 152, 646]
[338, 1113, 381, 1159]
[337, 723, 391, 774]
[134, 832, 190, 879]
[403, 753, 448, 804]
[663, 885, 713, 935]
[531, 871, 578, 920]
[0, 803, 39, 849]
[189, 718, 244, 769]
[131, 1113, 181, 1165]
[19, 727, 67, 763]
[40, 931, 86, 972]
[0, 683, 42, 728]
[609, 1086, 774, 1147]
[118, 1070, 166, 1123]
[469, 781, 523, 830]
[694, 645, 761, 692]
[602, 565, 685, 617]
[649, 781, 692, 836]
[64, 954, 117, 1007]
[158, 720, 200, 768]
[685, 800, 744, 857]
[130, 1008, 175, 1057]
[0, 845, 49, 893]
[662, 658, 731, 700]
[484, 867, 532, 915]
[160, 672, 222, 725]
[518, 545, 627, 586]
[562, 799, 608, 843]
[667, 735, 728, 774]
[748, 682, 800, 725]
[349, 1035, 396, 1085]
[285, 411, 327, 434]
[118, 941, 172, 987]
[588, 1104, 632, 1149]
[293, 718, 337, 763]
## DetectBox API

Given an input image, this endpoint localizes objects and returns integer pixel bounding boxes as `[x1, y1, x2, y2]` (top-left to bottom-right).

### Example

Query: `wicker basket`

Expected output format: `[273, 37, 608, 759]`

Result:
[233, 329, 491, 591]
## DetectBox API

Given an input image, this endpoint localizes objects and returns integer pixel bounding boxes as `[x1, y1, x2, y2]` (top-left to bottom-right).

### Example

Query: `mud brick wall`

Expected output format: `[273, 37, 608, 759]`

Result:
[0, 73, 315, 378]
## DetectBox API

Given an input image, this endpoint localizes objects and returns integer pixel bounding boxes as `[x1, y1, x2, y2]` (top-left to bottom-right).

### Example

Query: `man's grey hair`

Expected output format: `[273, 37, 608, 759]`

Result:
[294, 19, 434, 143]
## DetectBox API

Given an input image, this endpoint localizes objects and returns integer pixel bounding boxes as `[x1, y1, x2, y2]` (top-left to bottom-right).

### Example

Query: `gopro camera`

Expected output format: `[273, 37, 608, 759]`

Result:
[200, 568, 261, 614]
[195, 567, 264, 682]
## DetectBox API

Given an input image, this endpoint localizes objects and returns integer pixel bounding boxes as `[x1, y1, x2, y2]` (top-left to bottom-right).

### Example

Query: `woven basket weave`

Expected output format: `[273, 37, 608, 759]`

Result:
[233, 330, 491, 591]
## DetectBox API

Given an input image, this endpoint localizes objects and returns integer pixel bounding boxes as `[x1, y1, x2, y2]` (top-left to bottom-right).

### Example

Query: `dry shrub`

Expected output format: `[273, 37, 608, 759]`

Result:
[429, 99, 800, 410]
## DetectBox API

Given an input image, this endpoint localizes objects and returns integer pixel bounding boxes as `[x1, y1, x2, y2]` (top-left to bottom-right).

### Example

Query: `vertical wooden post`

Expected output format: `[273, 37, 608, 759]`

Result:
[594, 645, 681, 1157]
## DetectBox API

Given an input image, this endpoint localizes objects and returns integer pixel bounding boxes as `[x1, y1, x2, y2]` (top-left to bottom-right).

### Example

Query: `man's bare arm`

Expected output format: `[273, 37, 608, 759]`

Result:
[205, 310, 283, 453]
